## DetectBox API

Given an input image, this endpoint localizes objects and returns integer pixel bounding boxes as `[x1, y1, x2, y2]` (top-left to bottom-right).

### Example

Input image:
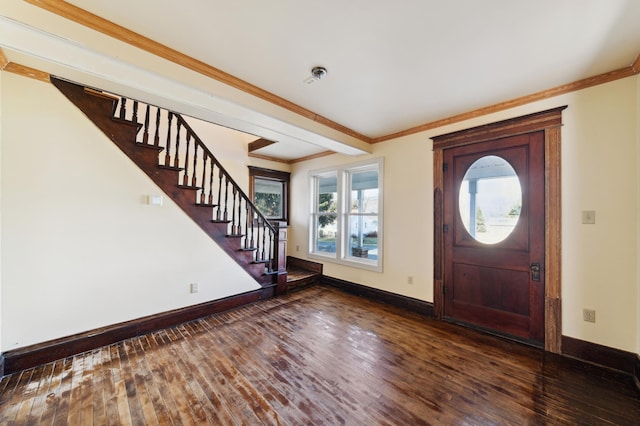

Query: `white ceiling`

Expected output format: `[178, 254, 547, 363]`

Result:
[3, 0, 640, 160]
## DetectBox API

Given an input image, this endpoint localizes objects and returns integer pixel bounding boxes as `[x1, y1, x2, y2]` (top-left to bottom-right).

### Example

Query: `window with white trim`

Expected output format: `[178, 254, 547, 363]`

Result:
[309, 158, 383, 271]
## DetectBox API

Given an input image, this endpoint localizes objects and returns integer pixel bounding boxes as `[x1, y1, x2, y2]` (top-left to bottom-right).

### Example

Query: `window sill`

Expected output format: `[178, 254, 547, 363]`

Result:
[308, 252, 382, 273]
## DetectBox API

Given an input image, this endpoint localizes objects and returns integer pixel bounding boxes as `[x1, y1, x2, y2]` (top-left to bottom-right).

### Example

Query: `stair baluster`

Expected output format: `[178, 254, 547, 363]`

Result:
[216, 170, 223, 220]
[261, 217, 267, 261]
[237, 193, 243, 236]
[231, 187, 237, 234]
[250, 206, 256, 250]
[223, 179, 229, 221]
[142, 105, 150, 144]
[164, 112, 173, 166]
[120, 97, 127, 120]
[182, 131, 190, 186]
[191, 136, 198, 187]
[154, 109, 161, 146]
[132, 101, 139, 123]
[200, 156, 208, 205]
[174, 121, 181, 169]
[244, 203, 250, 249]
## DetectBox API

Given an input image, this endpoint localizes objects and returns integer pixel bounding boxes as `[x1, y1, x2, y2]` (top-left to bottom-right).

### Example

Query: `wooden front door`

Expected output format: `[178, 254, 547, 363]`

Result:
[443, 131, 545, 344]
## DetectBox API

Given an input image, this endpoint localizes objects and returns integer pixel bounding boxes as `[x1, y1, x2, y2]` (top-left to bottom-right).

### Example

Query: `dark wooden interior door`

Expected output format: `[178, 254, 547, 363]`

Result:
[443, 131, 545, 345]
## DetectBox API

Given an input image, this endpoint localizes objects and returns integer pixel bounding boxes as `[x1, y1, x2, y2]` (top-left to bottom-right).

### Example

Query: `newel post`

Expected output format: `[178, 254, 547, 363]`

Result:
[272, 222, 288, 295]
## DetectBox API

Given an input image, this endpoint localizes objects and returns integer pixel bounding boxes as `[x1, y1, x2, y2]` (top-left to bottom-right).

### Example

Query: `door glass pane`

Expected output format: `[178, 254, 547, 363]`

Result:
[458, 155, 521, 244]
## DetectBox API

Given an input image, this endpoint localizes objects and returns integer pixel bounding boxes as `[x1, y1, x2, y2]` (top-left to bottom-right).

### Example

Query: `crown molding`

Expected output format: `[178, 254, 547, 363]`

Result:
[289, 150, 335, 163]
[3, 61, 50, 83]
[373, 64, 638, 143]
[248, 152, 291, 164]
[632, 52, 640, 74]
[0, 49, 8, 70]
[249, 150, 335, 164]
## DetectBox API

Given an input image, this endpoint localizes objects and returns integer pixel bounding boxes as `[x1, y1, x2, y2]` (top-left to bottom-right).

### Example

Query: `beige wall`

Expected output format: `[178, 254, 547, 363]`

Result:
[0, 73, 261, 351]
[291, 76, 639, 353]
[1, 70, 638, 356]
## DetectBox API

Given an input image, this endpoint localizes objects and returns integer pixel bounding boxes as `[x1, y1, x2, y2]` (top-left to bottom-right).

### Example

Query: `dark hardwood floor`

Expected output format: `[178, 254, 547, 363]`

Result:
[1, 285, 639, 425]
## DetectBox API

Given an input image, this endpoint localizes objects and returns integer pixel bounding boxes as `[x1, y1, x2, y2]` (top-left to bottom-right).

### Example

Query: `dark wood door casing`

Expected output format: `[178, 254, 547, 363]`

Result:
[432, 106, 566, 353]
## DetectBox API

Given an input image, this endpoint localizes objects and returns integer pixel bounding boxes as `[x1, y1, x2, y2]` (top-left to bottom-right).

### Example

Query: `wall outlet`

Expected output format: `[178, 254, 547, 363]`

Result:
[296, 245, 300, 252]
[407, 276, 413, 285]
[583, 308, 596, 323]
[582, 210, 596, 224]
[190, 283, 199, 294]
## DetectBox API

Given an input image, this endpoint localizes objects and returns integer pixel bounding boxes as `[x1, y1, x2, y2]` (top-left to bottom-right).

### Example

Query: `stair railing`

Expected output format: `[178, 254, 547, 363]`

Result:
[115, 97, 279, 273]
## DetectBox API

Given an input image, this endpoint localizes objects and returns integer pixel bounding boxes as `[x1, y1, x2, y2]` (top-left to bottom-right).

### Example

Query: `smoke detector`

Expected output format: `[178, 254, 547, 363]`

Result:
[311, 66, 328, 79]
[304, 66, 328, 84]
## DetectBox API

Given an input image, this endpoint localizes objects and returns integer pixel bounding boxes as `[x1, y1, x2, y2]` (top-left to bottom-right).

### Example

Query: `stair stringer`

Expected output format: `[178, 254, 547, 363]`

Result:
[50, 76, 276, 290]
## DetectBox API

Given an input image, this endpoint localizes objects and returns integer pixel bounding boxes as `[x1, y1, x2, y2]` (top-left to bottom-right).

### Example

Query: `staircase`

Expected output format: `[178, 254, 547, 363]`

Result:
[51, 77, 286, 296]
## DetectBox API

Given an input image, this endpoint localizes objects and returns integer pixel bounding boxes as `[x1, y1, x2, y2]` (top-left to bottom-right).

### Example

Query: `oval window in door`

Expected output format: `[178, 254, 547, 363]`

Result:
[458, 155, 522, 244]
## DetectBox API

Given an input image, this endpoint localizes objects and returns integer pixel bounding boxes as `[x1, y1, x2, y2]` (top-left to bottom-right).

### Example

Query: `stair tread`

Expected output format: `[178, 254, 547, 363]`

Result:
[195, 203, 218, 208]
[135, 142, 163, 151]
[240, 247, 258, 252]
[226, 234, 245, 238]
[287, 266, 320, 282]
[158, 164, 183, 171]
[211, 219, 231, 224]
[177, 184, 201, 190]
[111, 117, 141, 128]
[253, 259, 271, 264]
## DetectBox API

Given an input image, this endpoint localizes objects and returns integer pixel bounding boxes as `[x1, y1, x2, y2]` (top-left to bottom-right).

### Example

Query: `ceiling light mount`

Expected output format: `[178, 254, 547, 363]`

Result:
[311, 66, 328, 80]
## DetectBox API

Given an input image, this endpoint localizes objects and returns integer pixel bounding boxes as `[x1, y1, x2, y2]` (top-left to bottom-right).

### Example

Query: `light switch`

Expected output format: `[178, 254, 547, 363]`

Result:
[581, 210, 595, 224]
[148, 195, 163, 206]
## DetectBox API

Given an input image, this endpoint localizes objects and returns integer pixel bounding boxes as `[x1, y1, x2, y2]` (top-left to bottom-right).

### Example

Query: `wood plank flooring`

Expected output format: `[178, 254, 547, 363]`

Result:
[1, 285, 639, 425]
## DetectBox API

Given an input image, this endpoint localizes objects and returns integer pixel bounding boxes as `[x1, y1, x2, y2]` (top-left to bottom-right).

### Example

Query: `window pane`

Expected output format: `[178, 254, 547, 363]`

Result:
[350, 170, 378, 214]
[317, 174, 337, 214]
[350, 188, 379, 214]
[315, 214, 337, 254]
[348, 215, 378, 260]
[253, 178, 283, 218]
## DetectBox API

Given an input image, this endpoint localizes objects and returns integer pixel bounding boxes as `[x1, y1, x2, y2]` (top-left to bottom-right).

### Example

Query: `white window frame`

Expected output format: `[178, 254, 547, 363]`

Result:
[308, 158, 383, 272]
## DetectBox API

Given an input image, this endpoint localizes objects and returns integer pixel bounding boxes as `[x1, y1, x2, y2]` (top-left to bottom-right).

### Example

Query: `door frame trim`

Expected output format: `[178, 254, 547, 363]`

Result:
[432, 106, 567, 353]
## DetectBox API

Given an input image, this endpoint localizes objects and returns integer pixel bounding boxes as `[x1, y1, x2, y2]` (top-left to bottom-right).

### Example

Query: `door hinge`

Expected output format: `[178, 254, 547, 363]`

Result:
[443, 224, 449, 233]
[443, 285, 448, 294]
[443, 163, 449, 172]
